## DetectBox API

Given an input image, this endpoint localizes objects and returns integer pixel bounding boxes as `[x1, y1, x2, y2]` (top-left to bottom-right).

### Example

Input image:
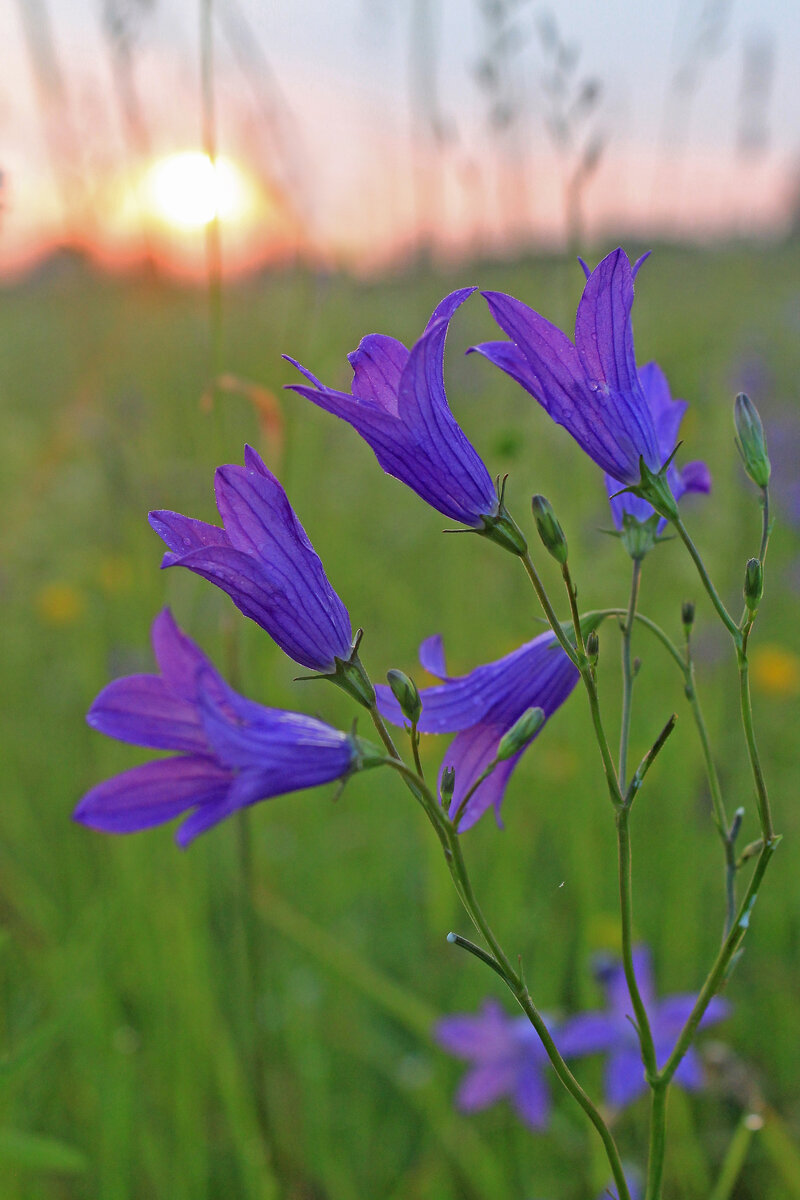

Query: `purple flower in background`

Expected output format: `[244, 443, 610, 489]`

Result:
[605, 362, 711, 531]
[473, 249, 667, 485]
[285, 289, 499, 526]
[436, 1000, 557, 1129]
[562, 947, 729, 1108]
[75, 609, 357, 845]
[376, 631, 579, 830]
[149, 447, 351, 672]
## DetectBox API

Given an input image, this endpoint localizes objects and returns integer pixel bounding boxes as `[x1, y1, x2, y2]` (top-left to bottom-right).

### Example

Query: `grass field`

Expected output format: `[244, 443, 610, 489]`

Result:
[1, 240, 799, 1198]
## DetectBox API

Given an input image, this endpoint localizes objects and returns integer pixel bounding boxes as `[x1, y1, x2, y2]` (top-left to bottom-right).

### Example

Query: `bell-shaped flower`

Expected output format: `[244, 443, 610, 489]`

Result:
[473, 249, 669, 486]
[605, 362, 711, 533]
[559, 947, 729, 1109]
[149, 447, 352, 673]
[376, 630, 579, 830]
[284, 289, 499, 527]
[75, 609, 359, 846]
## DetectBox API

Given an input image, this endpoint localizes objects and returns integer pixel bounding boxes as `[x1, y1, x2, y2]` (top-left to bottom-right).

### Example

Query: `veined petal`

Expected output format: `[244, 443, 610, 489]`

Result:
[419, 633, 449, 680]
[479, 290, 641, 481]
[397, 303, 497, 523]
[148, 510, 230, 565]
[151, 608, 227, 708]
[348, 334, 408, 413]
[87, 674, 208, 753]
[74, 756, 232, 834]
[575, 249, 639, 399]
[441, 723, 520, 830]
[199, 680, 354, 783]
[638, 362, 686, 457]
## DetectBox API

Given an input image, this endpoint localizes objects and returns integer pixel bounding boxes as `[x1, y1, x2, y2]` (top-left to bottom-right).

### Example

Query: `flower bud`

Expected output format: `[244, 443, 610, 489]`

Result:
[386, 669, 422, 724]
[440, 766, 456, 806]
[586, 629, 599, 664]
[531, 495, 568, 564]
[743, 557, 763, 613]
[734, 393, 771, 488]
[681, 601, 695, 631]
[496, 707, 545, 761]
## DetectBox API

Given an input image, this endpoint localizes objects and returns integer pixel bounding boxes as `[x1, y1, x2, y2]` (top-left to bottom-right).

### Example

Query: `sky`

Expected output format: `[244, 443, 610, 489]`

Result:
[2, 0, 799, 276]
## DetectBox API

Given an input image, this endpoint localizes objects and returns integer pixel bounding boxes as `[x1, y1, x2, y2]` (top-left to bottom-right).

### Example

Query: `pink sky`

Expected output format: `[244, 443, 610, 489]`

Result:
[1, 1, 798, 278]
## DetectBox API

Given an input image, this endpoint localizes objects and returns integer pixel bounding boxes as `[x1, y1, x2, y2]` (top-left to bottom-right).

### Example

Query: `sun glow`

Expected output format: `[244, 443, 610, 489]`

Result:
[142, 152, 254, 231]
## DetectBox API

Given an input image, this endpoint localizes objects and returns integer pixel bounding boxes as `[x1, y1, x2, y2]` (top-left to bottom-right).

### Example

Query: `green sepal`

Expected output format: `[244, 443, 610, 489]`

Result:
[743, 557, 763, 614]
[351, 735, 388, 770]
[296, 628, 376, 709]
[612, 451, 681, 524]
[478, 476, 528, 556]
[619, 512, 660, 561]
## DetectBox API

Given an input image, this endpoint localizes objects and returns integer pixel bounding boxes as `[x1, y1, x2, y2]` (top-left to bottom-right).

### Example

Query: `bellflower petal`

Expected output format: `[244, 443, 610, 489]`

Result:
[76, 609, 357, 844]
[474, 250, 665, 484]
[605, 363, 712, 531]
[435, 1001, 555, 1132]
[150, 448, 351, 672]
[286, 289, 499, 526]
[376, 630, 579, 829]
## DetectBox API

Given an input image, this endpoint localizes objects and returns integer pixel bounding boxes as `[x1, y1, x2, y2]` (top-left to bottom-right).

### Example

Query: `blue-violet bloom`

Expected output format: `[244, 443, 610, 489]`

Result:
[474, 248, 678, 486]
[376, 630, 579, 830]
[284, 289, 499, 526]
[149, 446, 351, 672]
[561, 947, 729, 1108]
[435, 1000, 556, 1130]
[75, 609, 358, 846]
[605, 361, 711, 531]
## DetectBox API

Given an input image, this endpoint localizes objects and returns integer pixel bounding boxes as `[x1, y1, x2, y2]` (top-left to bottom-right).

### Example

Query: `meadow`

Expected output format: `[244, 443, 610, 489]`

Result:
[1, 239, 799, 1199]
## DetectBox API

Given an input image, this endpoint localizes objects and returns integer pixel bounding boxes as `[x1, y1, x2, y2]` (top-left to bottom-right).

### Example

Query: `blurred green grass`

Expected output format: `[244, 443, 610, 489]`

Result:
[1, 242, 799, 1199]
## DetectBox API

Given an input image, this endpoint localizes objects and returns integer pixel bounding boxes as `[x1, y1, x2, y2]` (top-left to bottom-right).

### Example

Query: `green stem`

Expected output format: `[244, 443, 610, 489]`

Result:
[583, 610, 685, 672]
[670, 514, 741, 644]
[737, 636, 774, 844]
[644, 1082, 669, 1200]
[660, 839, 778, 1086]
[619, 558, 642, 790]
[519, 550, 580, 666]
[616, 805, 658, 1078]
[556, 565, 624, 811]
[378, 755, 631, 1200]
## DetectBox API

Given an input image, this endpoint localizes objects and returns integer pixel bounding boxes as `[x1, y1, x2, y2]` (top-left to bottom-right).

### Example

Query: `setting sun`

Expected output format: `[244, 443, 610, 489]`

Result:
[141, 151, 254, 231]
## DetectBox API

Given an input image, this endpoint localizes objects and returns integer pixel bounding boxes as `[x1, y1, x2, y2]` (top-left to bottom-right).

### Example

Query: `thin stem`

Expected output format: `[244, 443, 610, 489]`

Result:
[561, 561, 586, 657]
[519, 550, 580, 666]
[708, 1111, 763, 1200]
[616, 805, 658, 1078]
[378, 755, 631, 1200]
[644, 1083, 669, 1200]
[660, 838, 778, 1085]
[583, 610, 685, 672]
[619, 558, 642, 790]
[758, 486, 771, 566]
[410, 719, 425, 781]
[670, 514, 741, 643]
[624, 714, 677, 807]
[737, 638, 774, 843]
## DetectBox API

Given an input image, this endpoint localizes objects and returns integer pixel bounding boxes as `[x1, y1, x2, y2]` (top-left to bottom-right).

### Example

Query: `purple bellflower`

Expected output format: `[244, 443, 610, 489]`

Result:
[474, 249, 678, 487]
[284, 289, 500, 528]
[435, 1000, 557, 1130]
[376, 630, 579, 830]
[605, 361, 711, 534]
[149, 447, 352, 673]
[562, 947, 729, 1108]
[75, 609, 359, 846]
